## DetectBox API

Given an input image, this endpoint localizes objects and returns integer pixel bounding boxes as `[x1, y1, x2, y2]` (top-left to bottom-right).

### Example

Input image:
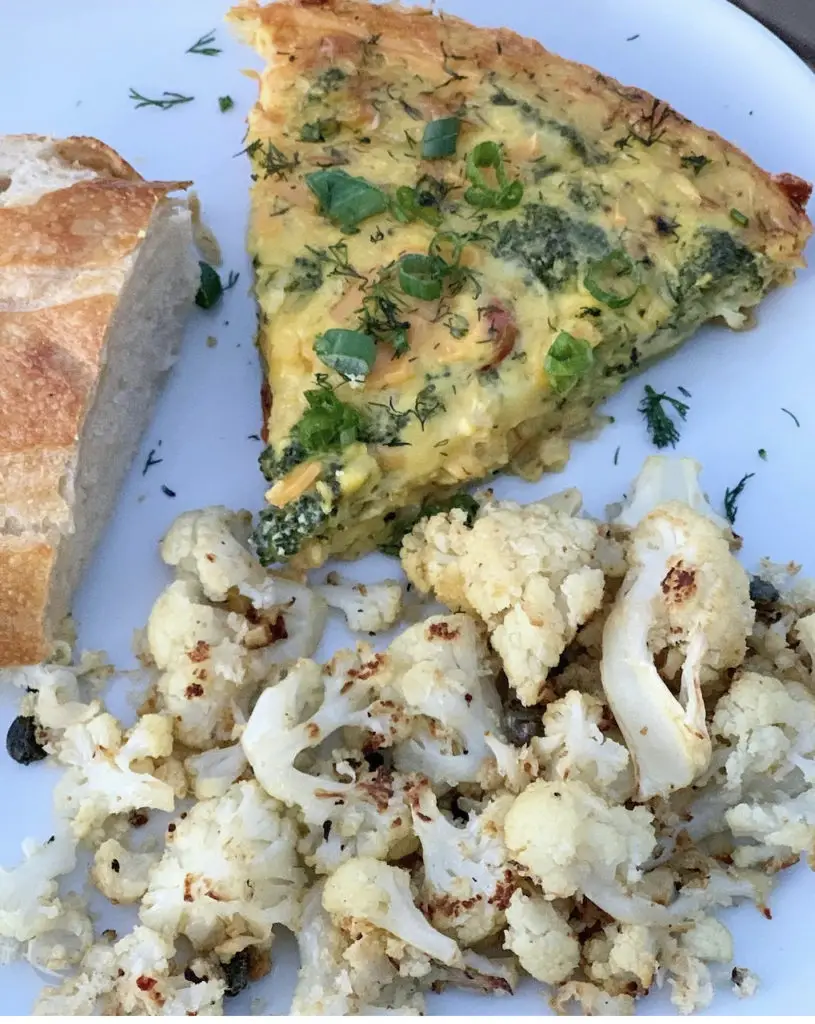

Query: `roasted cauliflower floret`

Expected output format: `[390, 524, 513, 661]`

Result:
[407, 782, 515, 945]
[712, 672, 815, 793]
[504, 779, 659, 924]
[533, 690, 631, 800]
[53, 712, 175, 842]
[0, 830, 91, 973]
[612, 456, 730, 532]
[34, 926, 225, 1016]
[601, 502, 753, 800]
[241, 651, 414, 871]
[503, 890, 579, 985]
[291, 884, 424, 1016]
[92, 839, 158, 905]
[381, 614, 505, 787]
[316, 574, 403, 634]
[139, 780, 305, 956]
[401, 496, 605, 705]
[161, 505, 327, 663]
[322, 857, 462, 967]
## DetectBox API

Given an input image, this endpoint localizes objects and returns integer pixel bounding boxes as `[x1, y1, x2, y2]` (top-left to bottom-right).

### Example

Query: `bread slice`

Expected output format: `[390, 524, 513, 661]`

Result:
[0, 135, 198, 666]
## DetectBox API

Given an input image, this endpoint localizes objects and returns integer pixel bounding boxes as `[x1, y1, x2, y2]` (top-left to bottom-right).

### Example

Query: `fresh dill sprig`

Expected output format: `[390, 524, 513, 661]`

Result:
[224, 270, 240, 291]
[187, 30, 221, 56]
[258, 142, 300, 179]
[638, 384, 689, 448]
[781, 407, 801, 428]
[357, 265, 412, 355]
[129, 88, 193, 110]
[724, 472, 754, 525]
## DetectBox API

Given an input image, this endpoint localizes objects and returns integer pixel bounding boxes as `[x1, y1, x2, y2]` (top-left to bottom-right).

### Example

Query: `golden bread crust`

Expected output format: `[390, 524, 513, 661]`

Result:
[0, 135, 186, 665]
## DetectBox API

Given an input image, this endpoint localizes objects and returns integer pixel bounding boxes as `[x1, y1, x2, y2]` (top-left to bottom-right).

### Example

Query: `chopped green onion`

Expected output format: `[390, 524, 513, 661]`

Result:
[218, 95, 234, 113]
[398, 254, 445, 300]
[429, 231, 464, 267]
[544, 331, 594, 394]
[493, 179, 524, 210]
[464, 140, 524, 210]
[305, 169, 388, 232]
[421, 116, 460, 160]
[300, 117, 340, 142]
[584, 250, 639, 309]
[195, 262, 223, 309]
[314, 329, 376, 381]
[392, 185, 442, 226]
[730, 207, 749, 227]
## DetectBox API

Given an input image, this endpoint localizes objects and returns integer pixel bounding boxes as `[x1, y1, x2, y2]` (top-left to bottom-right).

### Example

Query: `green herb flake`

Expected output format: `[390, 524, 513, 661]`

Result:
[724, 472, 754, 524]
[195, 262, 223, 309]
[638, 385, 689, 448]
[613, 445, 620, 466]
[129, 88, 194, 110]
[445, 313, 470, 338]
[300, 117, 341, 143]
[544, 331, 594, 395]
[421, 116, 461, 160]
[305, 168, 389, 232]
[186, 30, 221, 56]
[314, 329, 376, 381]
[291, 383, 367, 455]
[730, 208, 749, 228]
[218, 95, 234, 113]
[680, 153, 711, 176]
[758, 448, 768, 461]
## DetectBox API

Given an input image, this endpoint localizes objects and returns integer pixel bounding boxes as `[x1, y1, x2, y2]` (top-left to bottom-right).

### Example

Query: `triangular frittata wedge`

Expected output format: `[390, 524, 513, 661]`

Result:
[229, 0, 811, 568]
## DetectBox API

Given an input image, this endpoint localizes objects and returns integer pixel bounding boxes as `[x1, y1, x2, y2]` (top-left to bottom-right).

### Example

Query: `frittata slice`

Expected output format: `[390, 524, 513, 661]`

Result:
[229, 0, 811, 568]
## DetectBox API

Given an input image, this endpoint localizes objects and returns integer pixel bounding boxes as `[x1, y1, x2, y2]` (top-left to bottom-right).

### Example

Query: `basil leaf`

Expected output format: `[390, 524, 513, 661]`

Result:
[314, 329, 376, 381]
[544, 331, 594, 394]
[305, 169, 388, 231]
[421, 116, 460, 159]
[398, 254, 445, 300]
[195, 262, 223, 309]
[584, 250, 639, 309]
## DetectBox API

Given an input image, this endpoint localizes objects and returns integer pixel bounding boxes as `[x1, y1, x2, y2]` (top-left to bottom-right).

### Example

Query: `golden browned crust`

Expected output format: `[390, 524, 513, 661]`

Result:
[0, 135, 188, 666]
[0, 540, 54, 666]
[229, 0, 811, 251]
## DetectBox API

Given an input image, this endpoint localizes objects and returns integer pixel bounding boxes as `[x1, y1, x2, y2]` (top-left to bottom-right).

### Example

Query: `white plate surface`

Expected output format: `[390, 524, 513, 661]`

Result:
[1, 0, 815, 1014]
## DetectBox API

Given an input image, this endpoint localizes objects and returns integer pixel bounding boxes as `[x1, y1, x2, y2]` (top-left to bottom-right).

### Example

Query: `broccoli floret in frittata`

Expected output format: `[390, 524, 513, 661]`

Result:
[254, 494, 330, 565]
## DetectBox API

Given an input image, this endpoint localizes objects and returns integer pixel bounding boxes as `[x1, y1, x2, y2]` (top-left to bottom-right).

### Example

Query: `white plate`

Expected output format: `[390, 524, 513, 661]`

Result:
[2, 0, 815, 1014]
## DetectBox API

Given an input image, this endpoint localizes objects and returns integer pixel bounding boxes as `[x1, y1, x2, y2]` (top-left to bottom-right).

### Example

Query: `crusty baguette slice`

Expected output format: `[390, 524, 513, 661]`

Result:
[0, 135, 198, 666]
